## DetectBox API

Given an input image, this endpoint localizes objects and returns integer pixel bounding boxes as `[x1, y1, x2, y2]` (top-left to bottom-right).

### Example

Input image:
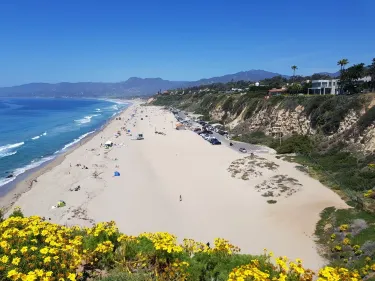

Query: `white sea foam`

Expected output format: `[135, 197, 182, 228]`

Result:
[95, 108, 101, 112]
[60, 131, 95, 151]
[0, 151, 17, 158]
[0, 155, 55, 187]
[0, 142, 24, 153]
[74, 114, 100, 125]
[0, 142, 24, 158]
[31, 131, 47, 140]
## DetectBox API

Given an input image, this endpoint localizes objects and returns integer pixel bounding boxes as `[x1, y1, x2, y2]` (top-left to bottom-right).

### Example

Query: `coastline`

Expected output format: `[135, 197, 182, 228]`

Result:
[0, 100, 135, 212]
[3, 103, 347, 270]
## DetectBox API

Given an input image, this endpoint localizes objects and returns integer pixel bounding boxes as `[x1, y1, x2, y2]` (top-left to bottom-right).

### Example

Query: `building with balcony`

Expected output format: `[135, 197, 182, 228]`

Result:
[308, 76, 372, 95]
[308, 79, 339, 95]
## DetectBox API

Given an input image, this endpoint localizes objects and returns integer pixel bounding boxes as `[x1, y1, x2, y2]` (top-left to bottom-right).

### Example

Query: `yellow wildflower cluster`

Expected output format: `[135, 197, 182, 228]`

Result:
[0, 216, 84, 280]
[139, 232, 183, 253]
[94, 241, 114, 253]
[212, 238, 240, 255]
[364, 189, 374, 198]
[85, 221, 118, 237]
[0, 216, 119, 281]
[339, 224, 349, 232]
[2, 214, 375, 281]
[182, 238, 210, 255]
[229, 256, 314, 281]
[317, 266, 360, 281]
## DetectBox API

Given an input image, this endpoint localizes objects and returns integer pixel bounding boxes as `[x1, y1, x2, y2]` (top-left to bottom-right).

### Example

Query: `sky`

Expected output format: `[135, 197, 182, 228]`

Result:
[0, 0, 374, 86]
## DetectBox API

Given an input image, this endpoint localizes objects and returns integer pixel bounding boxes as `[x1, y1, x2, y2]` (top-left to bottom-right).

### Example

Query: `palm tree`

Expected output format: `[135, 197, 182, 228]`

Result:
[337, 59, 349, 94]
[337, 59, 349, 72]
[291, 65, 298, 83]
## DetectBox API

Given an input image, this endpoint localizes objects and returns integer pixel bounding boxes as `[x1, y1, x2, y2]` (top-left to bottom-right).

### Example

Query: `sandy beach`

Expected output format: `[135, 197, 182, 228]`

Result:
[2, 103, 348, 270]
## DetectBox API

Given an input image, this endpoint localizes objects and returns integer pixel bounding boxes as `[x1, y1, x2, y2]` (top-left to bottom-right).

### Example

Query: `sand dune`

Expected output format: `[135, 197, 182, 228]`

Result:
[4, 103, 348, 270]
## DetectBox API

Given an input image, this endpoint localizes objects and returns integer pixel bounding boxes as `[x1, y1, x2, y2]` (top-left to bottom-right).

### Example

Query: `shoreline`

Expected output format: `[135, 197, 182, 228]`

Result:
[3, 104, 347, 270]
[0, 100, 135, 213]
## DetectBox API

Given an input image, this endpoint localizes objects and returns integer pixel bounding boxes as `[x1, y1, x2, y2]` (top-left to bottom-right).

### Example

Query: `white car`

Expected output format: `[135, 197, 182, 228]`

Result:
[239, 148, 247, 153]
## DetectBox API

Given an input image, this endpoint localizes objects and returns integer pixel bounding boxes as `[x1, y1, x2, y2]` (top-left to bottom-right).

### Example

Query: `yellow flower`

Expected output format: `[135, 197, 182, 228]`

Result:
[339, 224, 349, 232]
[0, 241, 9, 249]
[67, 273, 76, 281]
[1, 255, 9, 263]
[35, 269, 44, 277]
[10, 249, 17, 255]
[343, 238, 351, 245]
[12, 257, 21, 265]
[40, 247, 49, 255]
[21, 246, 28, 253]
[43, 256, 51, 264]
[7, 269, 18, 278]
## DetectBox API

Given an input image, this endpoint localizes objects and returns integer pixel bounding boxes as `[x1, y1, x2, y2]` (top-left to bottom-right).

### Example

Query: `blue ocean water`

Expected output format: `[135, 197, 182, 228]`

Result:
[0, 98, 129, 190]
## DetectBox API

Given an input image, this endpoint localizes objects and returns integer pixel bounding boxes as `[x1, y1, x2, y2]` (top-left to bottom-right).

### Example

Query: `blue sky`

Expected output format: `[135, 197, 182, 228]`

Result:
[0, 0, 374, 86]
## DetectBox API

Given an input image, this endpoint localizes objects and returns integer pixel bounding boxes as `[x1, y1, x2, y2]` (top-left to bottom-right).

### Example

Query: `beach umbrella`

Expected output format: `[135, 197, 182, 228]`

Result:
[114, 171, 120, 177]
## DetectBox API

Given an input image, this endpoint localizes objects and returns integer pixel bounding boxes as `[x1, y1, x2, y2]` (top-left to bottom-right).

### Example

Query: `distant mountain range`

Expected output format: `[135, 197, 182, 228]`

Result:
[0, 69, 337, 98]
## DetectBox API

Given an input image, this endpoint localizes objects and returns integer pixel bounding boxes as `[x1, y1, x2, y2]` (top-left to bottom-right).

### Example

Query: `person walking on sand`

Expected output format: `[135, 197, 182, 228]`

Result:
[179, 195, 182, 202]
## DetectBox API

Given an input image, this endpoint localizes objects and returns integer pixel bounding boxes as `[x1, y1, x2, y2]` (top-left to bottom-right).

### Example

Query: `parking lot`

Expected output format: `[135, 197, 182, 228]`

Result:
[173, 109, 269, 154]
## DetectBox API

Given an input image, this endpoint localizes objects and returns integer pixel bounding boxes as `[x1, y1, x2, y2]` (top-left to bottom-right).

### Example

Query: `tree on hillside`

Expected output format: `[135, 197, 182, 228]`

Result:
[261, 76, 288, 89]
[337, 59, 349, 72]
[311, 73, 332, 80]
[291, 65, 298, 82]
[301, 81, 312, 94]
[339, 63, 365, 94]
[288, 83, 302, 95]
[368, 58, 375, 92]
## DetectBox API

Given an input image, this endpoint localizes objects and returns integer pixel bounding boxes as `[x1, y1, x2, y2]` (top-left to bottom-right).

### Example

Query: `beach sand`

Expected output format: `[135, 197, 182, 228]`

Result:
[2, 103, 348, 270]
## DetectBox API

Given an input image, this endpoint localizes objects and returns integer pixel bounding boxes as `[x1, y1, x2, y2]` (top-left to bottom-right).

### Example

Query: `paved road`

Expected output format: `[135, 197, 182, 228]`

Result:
[174, 111, 270, 154]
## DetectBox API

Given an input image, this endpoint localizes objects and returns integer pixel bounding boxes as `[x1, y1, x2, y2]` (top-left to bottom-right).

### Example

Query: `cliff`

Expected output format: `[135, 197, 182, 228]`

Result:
[152, 93, 375, 155]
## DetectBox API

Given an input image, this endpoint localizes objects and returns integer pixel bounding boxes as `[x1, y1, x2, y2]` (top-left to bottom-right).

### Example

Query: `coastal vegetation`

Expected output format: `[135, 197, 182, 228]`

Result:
[150, 72, 375, 275]
[1, 209, 374, 281]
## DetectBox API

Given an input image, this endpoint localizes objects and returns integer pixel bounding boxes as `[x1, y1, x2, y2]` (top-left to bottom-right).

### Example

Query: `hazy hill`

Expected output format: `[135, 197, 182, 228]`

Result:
[0, 69, 336, 97]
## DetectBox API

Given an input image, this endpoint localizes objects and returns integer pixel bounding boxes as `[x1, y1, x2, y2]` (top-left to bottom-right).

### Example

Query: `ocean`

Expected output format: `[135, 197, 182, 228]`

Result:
[0, 97, 130, 192]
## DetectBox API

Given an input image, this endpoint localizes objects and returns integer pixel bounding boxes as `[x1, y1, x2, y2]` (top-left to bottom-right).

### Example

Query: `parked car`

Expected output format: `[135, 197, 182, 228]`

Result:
[210, 138, 221, 145]
[203, 135, 211, 141]
[239, 148, 247, 153]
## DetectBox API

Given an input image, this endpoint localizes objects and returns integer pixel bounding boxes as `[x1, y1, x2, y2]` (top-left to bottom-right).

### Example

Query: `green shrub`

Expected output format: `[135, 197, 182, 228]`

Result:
[221, 96, 234, 112]
[358, 105, 375, 132]
[96, 271, 152, 281]
[243, 99, 260, 120]
[9, 206, 24, 218]
[309, 96, 362, 135]
[276, 135, 313, 154]
[187, 252, 268, 281]
[233, 131, 273, 146]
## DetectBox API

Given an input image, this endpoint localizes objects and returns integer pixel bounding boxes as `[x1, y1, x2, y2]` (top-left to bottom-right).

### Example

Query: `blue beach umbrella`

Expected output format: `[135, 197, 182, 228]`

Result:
[114, 171, 120, 177]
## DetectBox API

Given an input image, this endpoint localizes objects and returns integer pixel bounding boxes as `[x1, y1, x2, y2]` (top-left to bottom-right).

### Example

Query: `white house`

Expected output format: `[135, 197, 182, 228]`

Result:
[308, 79, 339, 95]
[308, 76, 372, 95]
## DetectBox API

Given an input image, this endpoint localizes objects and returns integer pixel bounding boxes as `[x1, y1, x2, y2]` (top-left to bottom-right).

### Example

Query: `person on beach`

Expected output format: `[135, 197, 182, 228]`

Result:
[179, 195, 182, 202]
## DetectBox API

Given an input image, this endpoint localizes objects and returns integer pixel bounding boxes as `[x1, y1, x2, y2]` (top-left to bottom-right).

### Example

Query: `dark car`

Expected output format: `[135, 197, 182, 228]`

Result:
[210, 138, 221, 145]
